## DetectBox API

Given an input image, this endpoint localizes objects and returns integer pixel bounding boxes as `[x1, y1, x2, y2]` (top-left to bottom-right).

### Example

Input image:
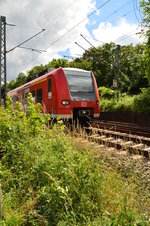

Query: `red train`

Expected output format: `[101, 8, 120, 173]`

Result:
[8, 67, 100, 120]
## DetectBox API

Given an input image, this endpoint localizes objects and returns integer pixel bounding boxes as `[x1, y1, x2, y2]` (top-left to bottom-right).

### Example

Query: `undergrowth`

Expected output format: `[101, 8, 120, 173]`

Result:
[0, 95, 149, 225]
[100, 87, 150, 113]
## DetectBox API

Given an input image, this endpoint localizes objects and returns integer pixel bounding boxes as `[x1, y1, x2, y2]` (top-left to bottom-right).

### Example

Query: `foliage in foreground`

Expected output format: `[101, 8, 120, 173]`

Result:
[0, 96, 150, 225]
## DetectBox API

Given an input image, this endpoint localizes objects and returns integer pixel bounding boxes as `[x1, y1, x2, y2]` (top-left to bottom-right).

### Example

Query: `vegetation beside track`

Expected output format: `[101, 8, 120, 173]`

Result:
[99, 86, 150, 113]
[0, 96, 150, 225]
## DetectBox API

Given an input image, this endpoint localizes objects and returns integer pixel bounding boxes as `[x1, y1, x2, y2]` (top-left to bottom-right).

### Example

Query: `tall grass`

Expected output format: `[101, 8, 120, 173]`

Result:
[0, 95, 149, 225]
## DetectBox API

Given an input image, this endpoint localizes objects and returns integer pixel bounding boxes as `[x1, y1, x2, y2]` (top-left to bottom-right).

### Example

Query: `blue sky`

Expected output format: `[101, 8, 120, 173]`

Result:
[0, 0, 144, 81]
[58, 0, 143, 59]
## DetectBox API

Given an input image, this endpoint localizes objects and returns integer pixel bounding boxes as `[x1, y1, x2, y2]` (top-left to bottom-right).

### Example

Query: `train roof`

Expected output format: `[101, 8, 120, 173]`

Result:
[8, 67, 58, 95]
[63, 68, 89, 72]
[7, 67, 91, 95]
[63, 68, 91, 77]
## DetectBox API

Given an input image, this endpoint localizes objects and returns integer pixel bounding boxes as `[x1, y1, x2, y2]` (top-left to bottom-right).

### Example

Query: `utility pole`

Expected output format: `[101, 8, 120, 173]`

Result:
[113, 45, 120, 100]
[0, 16, 6, 106]
[0, 16, 45, 107]
[116, 44, 120, 101]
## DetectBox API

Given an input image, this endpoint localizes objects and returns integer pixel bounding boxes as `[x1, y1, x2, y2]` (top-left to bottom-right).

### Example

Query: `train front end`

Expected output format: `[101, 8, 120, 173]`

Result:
[63, 68, 100, 120]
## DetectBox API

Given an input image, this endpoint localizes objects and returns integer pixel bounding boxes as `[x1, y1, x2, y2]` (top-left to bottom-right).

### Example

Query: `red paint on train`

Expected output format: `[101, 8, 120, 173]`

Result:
[8, 67, 100, 119]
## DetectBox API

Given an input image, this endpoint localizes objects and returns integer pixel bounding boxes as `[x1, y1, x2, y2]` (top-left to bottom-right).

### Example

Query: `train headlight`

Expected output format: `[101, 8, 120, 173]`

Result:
[61, 100, 70, 105]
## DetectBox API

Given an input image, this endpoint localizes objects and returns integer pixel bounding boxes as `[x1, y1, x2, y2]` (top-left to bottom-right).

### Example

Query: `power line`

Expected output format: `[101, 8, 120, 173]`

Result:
[87, 0, 132, 33]
[6, 29, 45, 53]
[6, 22, 43, 30]
[25, 0, 111, 68]
[24, 52, 42, 70]
[63, 55, 76, 59]
[46, 0, 111, 49]
[80, 34, 96, 49]
[101, 0, 132, 21]
[36, 0, 75, 42]
[133, 0, 140, 24]
[110, 10, 134, 24]
[80, 35, 105, 44]
[135, 0, 143, 21]
[18, 46, 47, 53]
[115, 26, 140, 43]
[44, 0, 75, 30]
[75, 42, 86, 51]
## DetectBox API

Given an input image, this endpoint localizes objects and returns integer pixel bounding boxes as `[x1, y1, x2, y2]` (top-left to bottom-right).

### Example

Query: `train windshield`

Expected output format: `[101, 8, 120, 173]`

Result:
[63, 68, 96, 101]
[64, 70, 94, 93]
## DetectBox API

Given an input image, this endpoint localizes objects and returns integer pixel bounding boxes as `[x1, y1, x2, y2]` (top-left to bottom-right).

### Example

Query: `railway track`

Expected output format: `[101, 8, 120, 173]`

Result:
[90, 120, 150, 138]
[79, 120, 150, 159]
[69, 120, 150, 196]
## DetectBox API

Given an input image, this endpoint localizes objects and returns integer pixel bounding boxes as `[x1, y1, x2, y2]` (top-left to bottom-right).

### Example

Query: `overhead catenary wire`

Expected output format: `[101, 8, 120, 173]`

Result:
[6, 22, 44, 30]
[135, 0, 143, 21]
[18, 46, 47, 53]
[132, 0, 140, 24]
[75, 42, 86, 51]
[80, 34, 97, 49]
[44, 0, 133, 60]
[6, 29, 45, 53]
[19, 0, 144, 72]
[66, 3, 139, 55]
[25, 0, 111, 68]
[44, 0, 75, 30]
[80, 35, 105, 44]
[87, 0, 132, 33]
[115, 26, 141, 43]
[45, 0, 111, 50]
[110, 10, 134, 24]
[63, 55, 76, 59]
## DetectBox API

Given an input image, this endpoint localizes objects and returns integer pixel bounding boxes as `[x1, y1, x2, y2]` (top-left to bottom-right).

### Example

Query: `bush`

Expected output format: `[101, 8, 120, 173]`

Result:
[98, 86, 114, 100]
[0, 95, 149, 225]
[99, 86, 150, 113]
[133, 87, 150, 113]
[113, 95, 135, 112]
[100, 98, 116, 112]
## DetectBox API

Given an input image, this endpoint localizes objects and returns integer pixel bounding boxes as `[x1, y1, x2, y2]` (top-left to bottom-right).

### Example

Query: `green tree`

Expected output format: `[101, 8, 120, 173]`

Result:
[7, 80, 17, 91]
[82, 43, 115, 87]
[119, 44, 148, 94]
[26, 64, 46, 81]
[15, 72, 26, 87]
[69, 58, 92, 70]
[47, 58, 69, 68]
[140, 0, 150, 83]
[81, 43, 148, 94]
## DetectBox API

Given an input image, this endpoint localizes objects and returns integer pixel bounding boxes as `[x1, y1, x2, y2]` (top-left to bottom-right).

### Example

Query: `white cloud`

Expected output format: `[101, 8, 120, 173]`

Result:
[92, 18, 143, 45]
[1, 0, 96, 81]
[0, 0, 144, 82]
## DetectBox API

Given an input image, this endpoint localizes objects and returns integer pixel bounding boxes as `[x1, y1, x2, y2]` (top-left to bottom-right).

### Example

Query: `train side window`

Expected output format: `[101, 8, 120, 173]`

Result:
[25, 88, 30, 104]
[22, 94, 24, 103]
[48, 79, 52, 98]
[37, 89, 42, 103]
[31, 90, 35, 103]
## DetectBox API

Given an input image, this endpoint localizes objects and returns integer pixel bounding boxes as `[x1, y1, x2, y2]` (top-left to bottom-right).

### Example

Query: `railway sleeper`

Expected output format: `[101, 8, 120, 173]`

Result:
[129, 146, 150, 158]
[90, 135, 150, 159]
[83, 127, 150, 159]
[93, 128, 150, 146]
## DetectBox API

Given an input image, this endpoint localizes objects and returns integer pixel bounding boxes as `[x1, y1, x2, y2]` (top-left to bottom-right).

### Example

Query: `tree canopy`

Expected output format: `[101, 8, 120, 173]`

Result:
[140, 0, 150, 83]
[7, 42, 149, 96]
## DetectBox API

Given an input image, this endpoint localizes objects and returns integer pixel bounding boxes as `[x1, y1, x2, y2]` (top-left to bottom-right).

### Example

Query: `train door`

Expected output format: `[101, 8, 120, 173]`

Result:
[47, 77, 53, 114]
[25, 87, 30, 110]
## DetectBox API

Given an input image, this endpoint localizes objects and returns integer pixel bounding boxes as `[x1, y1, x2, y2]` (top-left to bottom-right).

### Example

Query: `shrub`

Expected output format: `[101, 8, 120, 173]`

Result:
[0, 95, 149, 225]
[98, 86, 114, 100]
[133, 87, 150, 113]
